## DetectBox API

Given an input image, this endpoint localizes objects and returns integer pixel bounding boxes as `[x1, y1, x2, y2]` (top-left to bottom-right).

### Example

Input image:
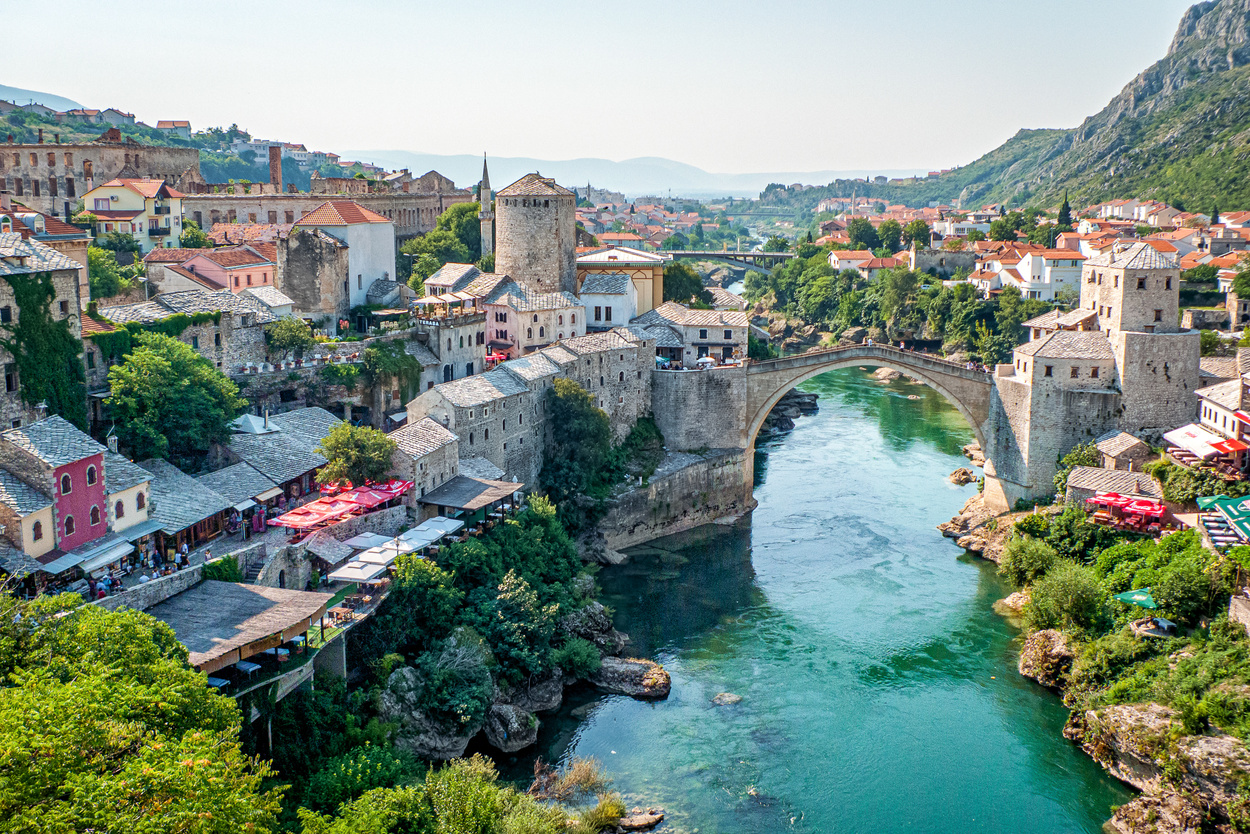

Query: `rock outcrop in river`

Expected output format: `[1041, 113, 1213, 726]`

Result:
[379, 666, 481, 760]
[1017, 629, 1073, 690]
[591, 657, 672, 699]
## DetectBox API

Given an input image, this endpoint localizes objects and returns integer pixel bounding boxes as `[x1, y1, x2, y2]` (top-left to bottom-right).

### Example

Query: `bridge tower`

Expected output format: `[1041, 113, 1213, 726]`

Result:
[495, 172, 577, 294]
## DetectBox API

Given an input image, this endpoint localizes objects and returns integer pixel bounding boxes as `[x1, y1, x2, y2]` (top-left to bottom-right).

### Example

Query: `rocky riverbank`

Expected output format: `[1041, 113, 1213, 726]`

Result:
[379, 599, 670, 761]
[760, 388, 819, 434]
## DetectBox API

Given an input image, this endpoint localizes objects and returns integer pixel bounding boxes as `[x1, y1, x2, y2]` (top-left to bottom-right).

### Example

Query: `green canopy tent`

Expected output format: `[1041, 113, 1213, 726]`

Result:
[1208, 495, 1250, 544]
[1113, 588, 1157, 609]
[1197, 495, 1230, 510]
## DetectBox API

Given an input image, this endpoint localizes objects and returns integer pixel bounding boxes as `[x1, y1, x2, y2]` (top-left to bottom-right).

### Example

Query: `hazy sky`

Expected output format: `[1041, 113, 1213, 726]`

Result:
[4, 0, 1196, 173]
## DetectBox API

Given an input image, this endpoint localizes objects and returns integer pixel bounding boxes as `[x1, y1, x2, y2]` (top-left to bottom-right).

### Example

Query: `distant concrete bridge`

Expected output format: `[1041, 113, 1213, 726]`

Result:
[667, 250, 796, 270]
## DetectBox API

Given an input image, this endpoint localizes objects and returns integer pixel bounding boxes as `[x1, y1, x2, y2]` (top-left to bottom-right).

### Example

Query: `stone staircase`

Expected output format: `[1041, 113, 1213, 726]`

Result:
[243, 560, 264, 583]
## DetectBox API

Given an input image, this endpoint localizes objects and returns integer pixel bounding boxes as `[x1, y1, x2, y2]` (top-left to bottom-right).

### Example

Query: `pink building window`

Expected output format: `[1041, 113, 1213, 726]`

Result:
[60, 474, 71, 495]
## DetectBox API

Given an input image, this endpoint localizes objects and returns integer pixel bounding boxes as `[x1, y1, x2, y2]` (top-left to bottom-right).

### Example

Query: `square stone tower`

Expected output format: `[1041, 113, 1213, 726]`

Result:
[1081, 241, 1199, 436]
[495, 173, 577, 295]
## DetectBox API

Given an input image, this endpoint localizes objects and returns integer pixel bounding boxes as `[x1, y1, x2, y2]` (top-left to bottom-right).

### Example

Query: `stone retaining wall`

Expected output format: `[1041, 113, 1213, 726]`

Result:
[598, 449, 754, 551]
[94, 563, 203, 612]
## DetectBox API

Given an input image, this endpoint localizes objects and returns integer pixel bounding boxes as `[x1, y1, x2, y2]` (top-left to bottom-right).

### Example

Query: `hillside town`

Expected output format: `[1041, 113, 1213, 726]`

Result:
[12, 1, 1250, 829]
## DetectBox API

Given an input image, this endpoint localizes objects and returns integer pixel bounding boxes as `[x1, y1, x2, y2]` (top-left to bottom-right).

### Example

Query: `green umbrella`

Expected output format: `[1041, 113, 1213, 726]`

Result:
[1113, 588, 1157, 609]
[1197, 495, 1230, 510]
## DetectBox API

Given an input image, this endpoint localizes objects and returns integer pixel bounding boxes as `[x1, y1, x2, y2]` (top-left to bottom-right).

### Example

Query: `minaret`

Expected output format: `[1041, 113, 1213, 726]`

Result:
[478, 153, 494, 258]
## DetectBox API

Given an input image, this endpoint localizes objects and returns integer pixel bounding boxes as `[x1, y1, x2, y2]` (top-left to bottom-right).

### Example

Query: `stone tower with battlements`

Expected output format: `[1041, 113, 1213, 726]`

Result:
[478, 154, 494, 257]
[495, 173, 577, 295]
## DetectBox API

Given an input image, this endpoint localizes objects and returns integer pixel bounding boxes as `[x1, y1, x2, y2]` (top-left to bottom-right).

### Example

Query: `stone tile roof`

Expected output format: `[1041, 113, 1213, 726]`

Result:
[268, 407, 342, 446]
[632, 301, 750, 329]
[536, 344, 579, 365]
[459, 455, 504, 480]
[103, 450, 153, 494]
[226, 432, 326, 484]
[138, 459, 233, 534]
[463, 272, 511, 297]
[166, 265, 226, 290]
[709, 286, 747, 310]
[630, 323, 683, 348]
[1014, 330, 1115, 360]
[497, 173, 575, 198]
[434, 368, 529, 408]
[486, 280, 582, 313]
[0, 233, 82, 276]
[1084, 241, 1178, 270]
[1058, 308, 1099, 327]
[1022, 310, 1061, 329]
[579, 273, 632, 295]
[0, 541, 44, 579]
[240, 285, 295, 309]
[1, 415, 105, 469]
[0, 469, 51, 515]
[1196, 378, 1245, 410]
[425, 263, 479, 290]
[390, 417, 457, 459]
[296, 200, 390, 225]
[97, 300, 167, 323]
[1066, 465, 1163, 499]
[194, 462, 278, 505]
[561, 330, 635, 355]
[366, 278, 404, 304]
[1200, 356, 1241, 382]
[404, 342, 440, 366]
[1095, 431, 1150, 459]
[302, 530, 353, 563]
[499, 353, 562, 382]
[155, 289, 277, 323]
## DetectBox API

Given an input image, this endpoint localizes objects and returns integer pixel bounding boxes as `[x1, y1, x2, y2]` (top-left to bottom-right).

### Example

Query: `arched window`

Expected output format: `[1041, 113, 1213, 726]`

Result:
[539, 326, 545, 337]
[619, 371, 625, 382]
[527, 327, 533, 339]
[90, 506, 101, 526]
[136, 492, 146, 510]
[469, 432, 474, 445]
[64, 516, 75, 536]
[278, 569, 286, 589]
[572, 314, 576, 324]
[484, 428, 489, 440]
[31, 520, 42, 541]
[115, 500, 125, 519]
[60, 474, 71, 495]
[533, 314, 538, 322]
[86, 465, 97, 485]
[558, 333, 563, 340]
[571, 331, 576, 337]
[559, 315, 564, 325]
[600, 376, 604, 387]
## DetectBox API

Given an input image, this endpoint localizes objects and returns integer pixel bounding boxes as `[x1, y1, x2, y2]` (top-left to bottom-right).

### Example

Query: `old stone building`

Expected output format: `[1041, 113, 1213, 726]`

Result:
[389, 416, 460, 507]
[0, 129, 200, 219]
[0, 234, 85, 428]
[483, 280, 584, 358]
[0, 195, 90, 311]
[495, 174, 577, 295]
[276, 228, 351, 326]
[986, 241, 1201, 508]
[182, 169, 471, 241]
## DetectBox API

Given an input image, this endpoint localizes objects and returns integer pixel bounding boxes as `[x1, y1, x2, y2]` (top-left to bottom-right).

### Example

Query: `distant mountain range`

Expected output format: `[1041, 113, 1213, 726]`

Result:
[340, 150, 923, 200]
[0, 84, 82, 113]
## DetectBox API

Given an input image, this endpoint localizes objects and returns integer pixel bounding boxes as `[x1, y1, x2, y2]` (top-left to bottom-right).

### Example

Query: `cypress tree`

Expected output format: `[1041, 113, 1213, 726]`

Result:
[1057, 191, 1072, 227]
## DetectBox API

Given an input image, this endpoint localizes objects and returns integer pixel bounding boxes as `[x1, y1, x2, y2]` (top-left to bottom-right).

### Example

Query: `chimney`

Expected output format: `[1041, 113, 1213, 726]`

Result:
[107, 435, 118, 453]
[53, 133, 59, 144]
[0, 192, 10, 212]
[37, 128, 43, 144]
[263, 405, 270, 430]
[268, 145, 282, 192]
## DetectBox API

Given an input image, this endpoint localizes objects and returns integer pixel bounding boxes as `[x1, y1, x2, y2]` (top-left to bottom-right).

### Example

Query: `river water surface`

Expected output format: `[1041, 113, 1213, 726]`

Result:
[504, 367, 1132, 833]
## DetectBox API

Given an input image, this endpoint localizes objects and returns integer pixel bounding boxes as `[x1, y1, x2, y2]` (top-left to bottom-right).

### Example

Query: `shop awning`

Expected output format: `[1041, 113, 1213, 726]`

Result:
[1164, 424, 1225, 460]
[413, 296, 444, 306]
[256, 487, 285, 502]
[269, 497, 359, 529]
[410, 516, 464, 536]
[399, 528, 443, 548]
[1214, 438, 1250, 454]
[119, 518, 165, 542]
[327, 561, 388, 583]
[233, 499, 258, 512]
[343, 532, 393, 549]
[81, 539, 137, 575]
[355, 547, 400, 566]
[339, 486, 393, 509]
[1210, 494, 1250, 544]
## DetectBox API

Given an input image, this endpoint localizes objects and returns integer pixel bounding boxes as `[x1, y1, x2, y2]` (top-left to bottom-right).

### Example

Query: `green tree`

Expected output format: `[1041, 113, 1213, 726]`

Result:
[966, 229, 986, 242]
[86, 246, 140, 299]
[999, 536, 1059, 589]
[304, 745, 418, 814]
[434, 201, 483, 261]
[847, 217, 879, 250]
[662, 261, 712, 305]
[94, 230, 141, 255]
[763, 235, 789, 252]
[877, 219, 903, 252]
[0, 594, 282, 832]
[265, 316, 315, 358]
[1024, 561, 1109, 635]
[179, 219, 213, 248]
[1053, 440, 1102, 494]
[539, 378, 619, 531]
[1057, 192, 1072, 227]
[480, 570, 559, 684]
[106, 332, 247, 469]
[1212, 203, 1220, 225]
[988, 218, 1017, 241]
[661, 232, 689, 250]
[315, 422, 397, 487]
[901, 219, 930, 249]
[1200, 328, 1221, 357]
[398, 230, 471, 283]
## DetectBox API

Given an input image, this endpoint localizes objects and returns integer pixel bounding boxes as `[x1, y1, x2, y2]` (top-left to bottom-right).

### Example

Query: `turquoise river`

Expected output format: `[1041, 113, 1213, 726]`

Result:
[499, 367, 1134, 832]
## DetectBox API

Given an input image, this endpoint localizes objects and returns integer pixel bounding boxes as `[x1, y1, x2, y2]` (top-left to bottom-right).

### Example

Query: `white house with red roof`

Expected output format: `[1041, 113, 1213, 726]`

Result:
[293, 200, 396, 308]
[155, 120, 191, 140]
[81, 178, 184, 252]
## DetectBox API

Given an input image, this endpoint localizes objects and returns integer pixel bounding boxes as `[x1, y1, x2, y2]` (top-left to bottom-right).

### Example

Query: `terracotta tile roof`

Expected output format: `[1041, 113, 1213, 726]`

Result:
[193, 245, 273, 268]
[166, 264, 226, 290]
[80, 314, 120, 336]
[98, 178, 183, 199]
[156, 120, 190, 128]
[497, 173, 576, 198]
[295, 200, 391, 226]
[144, 248, 200, 264]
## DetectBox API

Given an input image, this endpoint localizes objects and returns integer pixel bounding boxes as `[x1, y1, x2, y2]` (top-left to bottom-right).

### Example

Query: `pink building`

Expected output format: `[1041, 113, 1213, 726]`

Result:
[179, 244, 276, 294]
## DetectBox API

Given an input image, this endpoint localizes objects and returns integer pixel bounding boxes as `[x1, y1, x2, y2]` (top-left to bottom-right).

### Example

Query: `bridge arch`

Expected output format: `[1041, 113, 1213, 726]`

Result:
[745, 345, 993, 454]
